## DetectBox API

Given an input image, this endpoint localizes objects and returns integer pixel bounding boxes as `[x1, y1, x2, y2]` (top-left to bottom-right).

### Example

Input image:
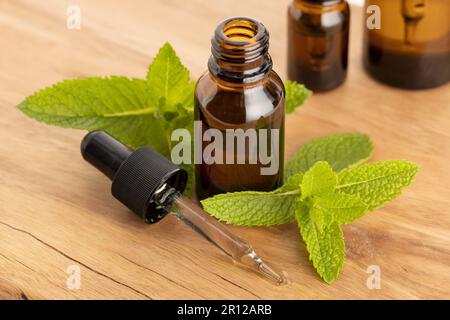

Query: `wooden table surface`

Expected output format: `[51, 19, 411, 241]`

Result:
[1, 0, 449, 300]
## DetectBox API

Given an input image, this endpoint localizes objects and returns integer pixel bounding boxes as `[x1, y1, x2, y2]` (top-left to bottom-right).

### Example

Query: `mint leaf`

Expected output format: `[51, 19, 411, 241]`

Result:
[285, 133, 374, 180]
[296, 203, 344, 284]
[301, 161, 337, 200]
[337, 161, 419, 211]
[17, 76, 170, 155]
[201, 173, 303, 226]
[147, 42, 194, 112]
[285, 81, 311, 113]
[312, 192, 368, 225]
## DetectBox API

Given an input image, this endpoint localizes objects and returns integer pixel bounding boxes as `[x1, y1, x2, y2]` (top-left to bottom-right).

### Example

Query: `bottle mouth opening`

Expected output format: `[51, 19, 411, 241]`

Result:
[223, 18, 260, 44]
[216, 17, 266, 47]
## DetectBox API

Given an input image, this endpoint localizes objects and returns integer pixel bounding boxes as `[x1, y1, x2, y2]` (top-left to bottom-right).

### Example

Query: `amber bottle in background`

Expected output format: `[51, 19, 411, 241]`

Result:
[287, 0, 350, 92]
[363, 0, 450, 89]
[194, 17, 285, 200]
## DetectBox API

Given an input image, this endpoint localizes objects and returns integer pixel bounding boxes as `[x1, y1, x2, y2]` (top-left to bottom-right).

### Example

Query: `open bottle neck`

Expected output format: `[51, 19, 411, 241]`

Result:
[208, 17, 273, 87]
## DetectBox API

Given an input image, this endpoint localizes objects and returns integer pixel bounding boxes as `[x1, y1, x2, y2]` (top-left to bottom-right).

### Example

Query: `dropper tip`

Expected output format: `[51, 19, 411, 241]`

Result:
[241, 249, 290, 286]
[258, 260, 290, 286]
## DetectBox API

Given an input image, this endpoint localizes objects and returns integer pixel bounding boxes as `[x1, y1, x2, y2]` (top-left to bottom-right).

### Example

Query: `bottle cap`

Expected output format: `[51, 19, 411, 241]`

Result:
[81, 131, 187, 223]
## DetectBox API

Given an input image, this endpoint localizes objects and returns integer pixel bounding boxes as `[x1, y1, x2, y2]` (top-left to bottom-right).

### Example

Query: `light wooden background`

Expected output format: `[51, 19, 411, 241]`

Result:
[0, 0, 449, 299]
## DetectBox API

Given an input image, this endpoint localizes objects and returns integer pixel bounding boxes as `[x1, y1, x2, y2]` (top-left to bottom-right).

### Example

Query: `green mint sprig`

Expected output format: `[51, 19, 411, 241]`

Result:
[202, 133, 374, 226]
[202, 137, 419, 283]
[298, 160, 418, 283]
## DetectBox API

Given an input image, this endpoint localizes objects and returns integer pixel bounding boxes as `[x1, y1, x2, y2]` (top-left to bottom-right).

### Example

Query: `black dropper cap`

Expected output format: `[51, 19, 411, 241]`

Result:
[81, 131, 187, 223]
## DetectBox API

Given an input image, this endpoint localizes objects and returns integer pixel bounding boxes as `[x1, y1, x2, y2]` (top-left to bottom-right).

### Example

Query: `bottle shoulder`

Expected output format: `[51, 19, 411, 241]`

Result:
[194, 71, 285, 125]
[195, 71, 284, 105]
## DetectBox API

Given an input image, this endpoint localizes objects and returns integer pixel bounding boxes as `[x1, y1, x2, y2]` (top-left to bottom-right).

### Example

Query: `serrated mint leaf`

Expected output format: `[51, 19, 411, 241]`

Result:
[301, 161, 337, 200]
[312, 192, 368, 225]
[296, 204, 344, 284]
[201, 191, 297, 226]
[146, 42, 194, 113]
[285, 81, 311, 114]
[285, 133, 374, 180]
[336, 161, 419, 211]
[201, 174, 302, 226]
[17, 76, 170, 155]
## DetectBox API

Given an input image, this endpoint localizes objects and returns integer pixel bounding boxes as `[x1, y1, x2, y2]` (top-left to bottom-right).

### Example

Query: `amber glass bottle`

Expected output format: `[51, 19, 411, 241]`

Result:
[287, 0, 350, 92]
[194, 17, 285, 200]
[363, 0, 450, 89]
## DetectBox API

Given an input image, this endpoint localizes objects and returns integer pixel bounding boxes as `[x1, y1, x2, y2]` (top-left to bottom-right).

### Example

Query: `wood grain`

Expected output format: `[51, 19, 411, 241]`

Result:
[0, 0, 449, 299]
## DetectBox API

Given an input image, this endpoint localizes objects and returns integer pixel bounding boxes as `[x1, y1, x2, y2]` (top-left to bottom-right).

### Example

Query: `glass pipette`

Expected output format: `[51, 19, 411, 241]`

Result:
[81, 131, 288, 285]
